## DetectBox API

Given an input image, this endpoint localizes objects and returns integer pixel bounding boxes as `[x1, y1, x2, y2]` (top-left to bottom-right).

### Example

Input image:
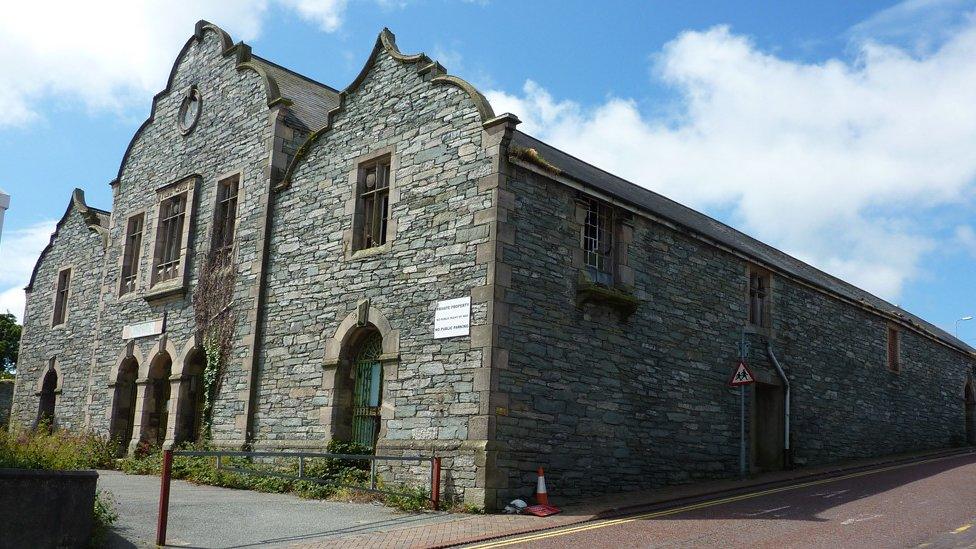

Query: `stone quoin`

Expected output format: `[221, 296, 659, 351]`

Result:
[10, 20, 976, 510]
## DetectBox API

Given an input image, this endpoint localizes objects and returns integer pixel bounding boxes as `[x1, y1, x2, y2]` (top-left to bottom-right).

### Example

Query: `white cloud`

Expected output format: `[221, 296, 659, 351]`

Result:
[0, 0, 351, 126]
[0, 220, 57, 322]
[277, 0, 347, 32]
[487, 16, 976, 300]
[958, 225, 976, 257]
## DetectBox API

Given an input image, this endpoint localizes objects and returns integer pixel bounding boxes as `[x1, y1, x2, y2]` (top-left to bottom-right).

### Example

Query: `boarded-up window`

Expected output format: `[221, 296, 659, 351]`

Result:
[582, 197, 614, 285]
[52, 269, 70, 326]
[749, 271, 770, 327]
[356, 159, 391, 250]
[153, 193, 187, 283]
[120, 214, 144, 295]
[212, 175, 239, 261]
[887, 327, 900, 372]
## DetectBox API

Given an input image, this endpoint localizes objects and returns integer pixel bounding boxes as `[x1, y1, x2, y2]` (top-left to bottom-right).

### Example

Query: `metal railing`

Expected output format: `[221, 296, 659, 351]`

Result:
[155, 448, 441, 546]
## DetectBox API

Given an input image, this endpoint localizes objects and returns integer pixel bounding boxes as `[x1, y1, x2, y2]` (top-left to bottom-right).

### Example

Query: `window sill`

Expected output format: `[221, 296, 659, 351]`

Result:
[576, 272, 638, 319]
[144, 280, 186, 304]
[349, 242, 391, 261]
[118, 290, 143, 303]
[743, 324, 776, 340]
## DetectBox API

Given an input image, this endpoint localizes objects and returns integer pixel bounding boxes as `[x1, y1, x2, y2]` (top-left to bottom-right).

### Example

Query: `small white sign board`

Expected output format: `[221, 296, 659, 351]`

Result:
[434, 297, 471, 339]
[122, 319, 164, 340]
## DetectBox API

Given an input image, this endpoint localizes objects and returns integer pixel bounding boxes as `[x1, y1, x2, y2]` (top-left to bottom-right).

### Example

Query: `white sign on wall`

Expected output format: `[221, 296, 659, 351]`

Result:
[434, 297, 471, 339]
[122, 318, 164, 340]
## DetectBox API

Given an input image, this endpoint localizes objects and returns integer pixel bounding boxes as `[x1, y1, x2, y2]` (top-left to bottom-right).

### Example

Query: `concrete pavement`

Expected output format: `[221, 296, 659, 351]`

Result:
[97, 470, 458, 548]
[98, 448, 976, 548]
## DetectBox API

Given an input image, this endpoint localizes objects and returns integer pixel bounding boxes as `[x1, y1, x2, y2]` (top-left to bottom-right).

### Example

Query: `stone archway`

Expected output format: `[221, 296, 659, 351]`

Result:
[333, 327, 384, 448]
[174, 346, 206, 445]
[321, 300, 399, 448]
[965, 380, 975, 446]
[109, 356, 139, 454]
[140, 352, 173, 448]
[35, 367, 58, 432]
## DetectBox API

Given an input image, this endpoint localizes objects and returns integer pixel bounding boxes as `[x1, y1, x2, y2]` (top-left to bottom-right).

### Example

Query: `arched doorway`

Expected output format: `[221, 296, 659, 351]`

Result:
[966, 381, 975, 446]
[109, 357, 139, 454]
[334, 329, 384, 450]
[175, 348, 206, 444]
[141, 352, 172, 448]
[36, 369, 58, 432]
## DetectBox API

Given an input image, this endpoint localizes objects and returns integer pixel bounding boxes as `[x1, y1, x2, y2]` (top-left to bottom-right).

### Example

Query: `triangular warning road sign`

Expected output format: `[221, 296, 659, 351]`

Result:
[728, 361, 755, 387]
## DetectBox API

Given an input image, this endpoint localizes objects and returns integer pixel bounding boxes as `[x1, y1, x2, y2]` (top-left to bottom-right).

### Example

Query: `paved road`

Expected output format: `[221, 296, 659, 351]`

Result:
[465, 452, 976, 549]
[96, 470, 456, 548]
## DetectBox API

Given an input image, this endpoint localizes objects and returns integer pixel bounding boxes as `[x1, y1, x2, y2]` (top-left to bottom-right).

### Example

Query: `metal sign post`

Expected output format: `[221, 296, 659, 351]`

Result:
[731, 332, 756, 478]
[740, 385, 745, 477]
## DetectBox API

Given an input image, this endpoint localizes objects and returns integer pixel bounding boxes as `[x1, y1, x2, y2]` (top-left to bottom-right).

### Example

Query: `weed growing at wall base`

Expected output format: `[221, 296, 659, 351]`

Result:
[117, 439, 436, 512]
[0, 425, 116, 469]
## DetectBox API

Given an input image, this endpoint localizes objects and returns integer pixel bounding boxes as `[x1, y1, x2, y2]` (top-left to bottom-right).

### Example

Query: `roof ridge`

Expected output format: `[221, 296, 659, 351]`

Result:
[250, 54, 340, 94]
[511, 130, 975, 356]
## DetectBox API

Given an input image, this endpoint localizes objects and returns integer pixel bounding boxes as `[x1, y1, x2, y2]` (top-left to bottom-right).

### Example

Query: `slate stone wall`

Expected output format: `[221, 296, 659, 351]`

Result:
[493, 164, 976, 506]
[10, 208, 105, 431]
[85, 28, 274, 444]
[258, 50, 494, 502]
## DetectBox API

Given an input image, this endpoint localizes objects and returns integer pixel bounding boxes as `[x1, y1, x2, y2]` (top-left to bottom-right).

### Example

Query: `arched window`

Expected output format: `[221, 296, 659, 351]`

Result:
[352, 332, 383, 450]
[36, 368, 58, 432]
[175, 348, 206, 445]
[109, 357, 139, 455]
[140, 353, 172, 448]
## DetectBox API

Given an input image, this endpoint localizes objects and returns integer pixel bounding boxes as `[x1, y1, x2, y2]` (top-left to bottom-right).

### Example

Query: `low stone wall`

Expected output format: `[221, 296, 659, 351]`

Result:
[0, 379, 12, 428]
[0, 469, 98, 548]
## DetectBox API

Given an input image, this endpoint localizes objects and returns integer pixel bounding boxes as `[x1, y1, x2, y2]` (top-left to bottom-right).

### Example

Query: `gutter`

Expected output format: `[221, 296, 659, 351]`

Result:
[766, 342, 792, 469]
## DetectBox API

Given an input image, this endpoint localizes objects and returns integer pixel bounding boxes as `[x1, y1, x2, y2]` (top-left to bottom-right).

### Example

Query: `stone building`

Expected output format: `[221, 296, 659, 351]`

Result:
[10, 21, 976, 509]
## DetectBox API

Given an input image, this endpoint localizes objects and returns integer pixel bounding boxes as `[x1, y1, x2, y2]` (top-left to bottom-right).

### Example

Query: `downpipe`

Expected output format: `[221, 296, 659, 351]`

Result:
[766, 342, 793, 469]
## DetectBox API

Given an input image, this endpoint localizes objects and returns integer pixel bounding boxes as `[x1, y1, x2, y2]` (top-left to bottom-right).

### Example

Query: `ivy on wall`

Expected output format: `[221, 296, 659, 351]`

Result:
[192, 252, 237, 440]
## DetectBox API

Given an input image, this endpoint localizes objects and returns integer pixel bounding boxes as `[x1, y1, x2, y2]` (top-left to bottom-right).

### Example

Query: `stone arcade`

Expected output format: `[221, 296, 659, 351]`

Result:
[11, 21, 976, 510]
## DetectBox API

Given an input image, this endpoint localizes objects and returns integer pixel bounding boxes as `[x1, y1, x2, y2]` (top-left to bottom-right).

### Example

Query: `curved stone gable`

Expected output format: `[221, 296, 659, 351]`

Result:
[25, 189, 107, 292]
[279, 28, 495, 190]
[11, 191, 107, 431]
[112, 21, 288, 188]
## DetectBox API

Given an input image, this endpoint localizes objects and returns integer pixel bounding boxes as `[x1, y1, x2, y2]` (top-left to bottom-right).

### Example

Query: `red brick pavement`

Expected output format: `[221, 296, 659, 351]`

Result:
[299, 512, 592, 549]
[290, 447, 975, 549]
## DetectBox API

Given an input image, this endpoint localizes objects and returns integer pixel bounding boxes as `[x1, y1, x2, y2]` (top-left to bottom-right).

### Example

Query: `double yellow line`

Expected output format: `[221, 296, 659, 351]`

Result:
[465, 452, 971, 548]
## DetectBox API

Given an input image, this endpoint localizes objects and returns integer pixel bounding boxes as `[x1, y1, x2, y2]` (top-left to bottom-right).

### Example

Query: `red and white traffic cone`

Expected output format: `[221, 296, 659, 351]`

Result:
[535, 467, 549, 505]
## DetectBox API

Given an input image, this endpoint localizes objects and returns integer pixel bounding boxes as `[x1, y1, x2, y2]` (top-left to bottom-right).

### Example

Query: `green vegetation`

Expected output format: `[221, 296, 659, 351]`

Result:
[118, 439, 435, 512]
[91, 490, 119, 548]
[0, 425, 116, 470]
[0, 427, 119, 546]
[0, 312, 20, 378]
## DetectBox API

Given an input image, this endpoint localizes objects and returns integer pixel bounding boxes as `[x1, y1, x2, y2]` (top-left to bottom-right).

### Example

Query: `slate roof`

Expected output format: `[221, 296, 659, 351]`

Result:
[511, 130, 976, 355]
[252, 55, 341, 130]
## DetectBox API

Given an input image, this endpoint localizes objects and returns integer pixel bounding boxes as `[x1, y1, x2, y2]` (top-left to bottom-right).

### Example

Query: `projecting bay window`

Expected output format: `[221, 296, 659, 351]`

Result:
[153, 192, 187, 284]
[357, 158, 391, 250]
[749, 270, 770, 328]
[52, 268, 71, 326]
[582, 196, 614, 286]
[120, 213, 144, 295]
[211, 175, 239, 263]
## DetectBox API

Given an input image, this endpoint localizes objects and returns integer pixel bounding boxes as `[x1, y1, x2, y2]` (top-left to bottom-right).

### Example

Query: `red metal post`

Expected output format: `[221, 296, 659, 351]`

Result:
[431, 457, 441, 511]
[156, 449, 174, 546]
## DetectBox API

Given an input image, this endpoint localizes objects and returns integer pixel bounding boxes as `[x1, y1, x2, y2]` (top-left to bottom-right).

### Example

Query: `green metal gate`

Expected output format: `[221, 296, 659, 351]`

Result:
[352, 332, 383, 450]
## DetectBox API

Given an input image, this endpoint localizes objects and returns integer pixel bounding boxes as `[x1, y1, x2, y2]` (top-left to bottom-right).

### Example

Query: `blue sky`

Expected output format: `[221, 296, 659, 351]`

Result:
[0, 0, 974, 344]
